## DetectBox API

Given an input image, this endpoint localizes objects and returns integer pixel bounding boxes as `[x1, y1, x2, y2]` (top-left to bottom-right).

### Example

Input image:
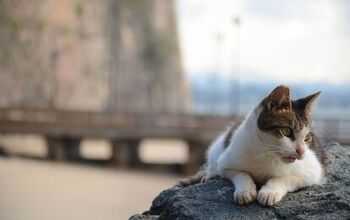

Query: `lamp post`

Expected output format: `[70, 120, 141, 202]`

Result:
[232, 16, 241, 116]
[211, 32, 224, 114]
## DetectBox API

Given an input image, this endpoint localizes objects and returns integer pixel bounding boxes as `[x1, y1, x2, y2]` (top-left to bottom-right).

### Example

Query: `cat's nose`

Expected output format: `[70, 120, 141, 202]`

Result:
[296, 146, 305, 157]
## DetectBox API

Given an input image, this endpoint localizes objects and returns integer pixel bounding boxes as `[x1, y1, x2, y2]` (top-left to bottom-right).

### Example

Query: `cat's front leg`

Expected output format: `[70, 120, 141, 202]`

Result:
[222, 169, 257, 205]
[233, 172, 257, 205]
[257, 175, 307, 206]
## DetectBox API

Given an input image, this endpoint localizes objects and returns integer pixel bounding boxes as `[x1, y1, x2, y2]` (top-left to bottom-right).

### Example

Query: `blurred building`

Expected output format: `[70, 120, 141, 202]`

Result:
[0, 0, 191, 114]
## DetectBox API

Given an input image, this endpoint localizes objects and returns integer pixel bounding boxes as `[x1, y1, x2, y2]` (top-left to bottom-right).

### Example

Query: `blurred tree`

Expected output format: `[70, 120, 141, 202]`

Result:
[0, 0, 191, 114]
[106, 0, 191, 115]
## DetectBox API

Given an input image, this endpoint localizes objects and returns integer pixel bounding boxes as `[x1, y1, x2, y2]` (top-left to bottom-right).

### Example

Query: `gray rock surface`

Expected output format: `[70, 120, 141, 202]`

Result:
[130, 143, 350, 220]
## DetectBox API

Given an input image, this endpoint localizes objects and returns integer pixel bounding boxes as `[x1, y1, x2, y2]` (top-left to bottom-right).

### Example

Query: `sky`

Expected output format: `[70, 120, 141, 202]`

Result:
[175, 0, 350, 85]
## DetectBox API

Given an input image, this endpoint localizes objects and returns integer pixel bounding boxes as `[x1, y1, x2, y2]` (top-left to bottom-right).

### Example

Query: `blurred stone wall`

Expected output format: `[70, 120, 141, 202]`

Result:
[0, 0, 191, 114]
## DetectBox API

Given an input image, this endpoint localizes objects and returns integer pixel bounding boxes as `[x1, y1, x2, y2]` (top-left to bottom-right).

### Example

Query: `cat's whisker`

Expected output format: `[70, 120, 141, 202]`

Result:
[260, 142, 292, 154]
[256, 151, 275, 158]
[261, 144, 283, 151]
[263, 147, 279, 152]
[260, 142, 284, 149]
[258, 142, 293, 157]
[265, 147, 288, 153]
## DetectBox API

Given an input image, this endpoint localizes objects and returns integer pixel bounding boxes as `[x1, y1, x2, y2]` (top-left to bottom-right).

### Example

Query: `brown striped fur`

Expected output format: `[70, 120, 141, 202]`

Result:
[223, 125, 236, 149]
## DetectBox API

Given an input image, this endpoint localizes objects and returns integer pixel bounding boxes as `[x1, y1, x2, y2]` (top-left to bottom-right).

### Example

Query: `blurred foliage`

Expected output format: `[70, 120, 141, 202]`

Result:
[145, 34, 177, 64]
[75, 1, 84, 18]
[0, 1, 53, 107]
[123, 0, 148, 10]
[0, 0, 188, 113]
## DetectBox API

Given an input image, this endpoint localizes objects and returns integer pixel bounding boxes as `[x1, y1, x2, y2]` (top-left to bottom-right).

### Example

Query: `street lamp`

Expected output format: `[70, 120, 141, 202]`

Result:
[232, 16, 241, 116]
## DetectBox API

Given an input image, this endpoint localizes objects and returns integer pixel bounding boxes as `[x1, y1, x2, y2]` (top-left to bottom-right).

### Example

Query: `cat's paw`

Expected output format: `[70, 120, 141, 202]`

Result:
[257, 188, 283, 206]
[233, 188, 257, 205]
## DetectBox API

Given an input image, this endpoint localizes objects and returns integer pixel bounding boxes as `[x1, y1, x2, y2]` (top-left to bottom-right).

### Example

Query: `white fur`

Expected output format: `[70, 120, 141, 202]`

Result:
[205, 106, 324, 206]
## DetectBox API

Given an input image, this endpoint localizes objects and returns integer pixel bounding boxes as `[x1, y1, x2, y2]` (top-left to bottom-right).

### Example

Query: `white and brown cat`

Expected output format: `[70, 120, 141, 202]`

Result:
[179, 85, 328, 206]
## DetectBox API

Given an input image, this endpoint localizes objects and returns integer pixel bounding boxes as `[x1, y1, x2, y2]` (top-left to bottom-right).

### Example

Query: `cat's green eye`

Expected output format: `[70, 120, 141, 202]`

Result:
[280, 127, 293, 137]
[305, 133, 313, 142]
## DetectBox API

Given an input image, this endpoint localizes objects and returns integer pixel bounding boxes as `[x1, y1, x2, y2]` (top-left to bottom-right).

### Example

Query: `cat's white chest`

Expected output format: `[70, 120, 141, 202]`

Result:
[235, 147, 282, 183]
[244, 148, 321, 184]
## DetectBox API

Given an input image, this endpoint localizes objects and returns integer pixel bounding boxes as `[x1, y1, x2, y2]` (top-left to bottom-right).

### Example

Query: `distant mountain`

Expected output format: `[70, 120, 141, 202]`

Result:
[187, 72, 350, 119]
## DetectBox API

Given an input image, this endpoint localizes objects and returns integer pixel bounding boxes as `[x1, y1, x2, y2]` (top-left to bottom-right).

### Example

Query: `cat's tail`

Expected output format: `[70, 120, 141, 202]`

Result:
[175, 164, 207, 188]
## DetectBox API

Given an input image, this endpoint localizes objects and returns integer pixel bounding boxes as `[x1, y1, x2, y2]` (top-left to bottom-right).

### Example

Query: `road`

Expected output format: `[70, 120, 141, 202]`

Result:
[0, 157, 179, 220]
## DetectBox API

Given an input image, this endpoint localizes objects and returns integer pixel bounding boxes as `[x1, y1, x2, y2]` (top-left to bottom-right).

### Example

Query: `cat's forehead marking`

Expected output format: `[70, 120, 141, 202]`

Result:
[257, 105, 310, 132]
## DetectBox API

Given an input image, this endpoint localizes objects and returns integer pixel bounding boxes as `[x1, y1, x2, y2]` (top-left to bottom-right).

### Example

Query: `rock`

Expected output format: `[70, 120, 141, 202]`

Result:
[130, 143, 350, 220]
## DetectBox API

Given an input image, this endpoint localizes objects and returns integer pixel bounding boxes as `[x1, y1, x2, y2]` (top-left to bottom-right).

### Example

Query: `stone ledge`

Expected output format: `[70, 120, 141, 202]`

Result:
[130, 143, 350, 220]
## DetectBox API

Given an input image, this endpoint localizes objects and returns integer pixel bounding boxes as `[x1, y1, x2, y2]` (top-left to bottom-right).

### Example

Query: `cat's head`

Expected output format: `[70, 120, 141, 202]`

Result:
[257, 85, 321, 163]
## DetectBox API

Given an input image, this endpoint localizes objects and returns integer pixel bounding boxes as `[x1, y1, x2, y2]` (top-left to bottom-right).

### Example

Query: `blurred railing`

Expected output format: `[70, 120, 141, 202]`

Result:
[0, 107, 348, 174]
[0, 107, 240, 141]
[0, 107, 241, 174]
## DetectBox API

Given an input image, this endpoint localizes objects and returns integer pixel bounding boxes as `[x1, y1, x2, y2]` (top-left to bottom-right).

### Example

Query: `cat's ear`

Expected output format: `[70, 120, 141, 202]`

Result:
[263, 85, 291, 111]
[294, 91, 321, 116]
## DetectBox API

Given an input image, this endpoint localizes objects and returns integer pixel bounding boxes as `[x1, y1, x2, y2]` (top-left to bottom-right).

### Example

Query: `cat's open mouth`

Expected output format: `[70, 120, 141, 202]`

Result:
[281, 156, 297, 163]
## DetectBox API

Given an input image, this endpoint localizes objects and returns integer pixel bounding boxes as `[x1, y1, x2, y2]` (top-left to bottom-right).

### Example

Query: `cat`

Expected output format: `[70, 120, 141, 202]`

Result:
[178, 85, 329, 206]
